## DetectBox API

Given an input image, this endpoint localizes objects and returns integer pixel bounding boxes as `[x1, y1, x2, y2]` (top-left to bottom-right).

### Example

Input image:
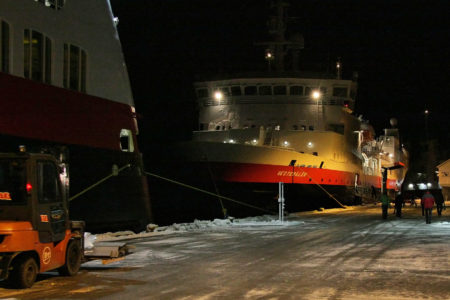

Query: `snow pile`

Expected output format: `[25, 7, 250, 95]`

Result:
[154, 215, 303, 233]
[89, 215, 303, 242]
[84, 232, 96, 249]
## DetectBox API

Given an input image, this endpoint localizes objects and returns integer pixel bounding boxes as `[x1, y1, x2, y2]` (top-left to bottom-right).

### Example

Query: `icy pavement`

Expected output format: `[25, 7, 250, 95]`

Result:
[1, 205, 449, 299]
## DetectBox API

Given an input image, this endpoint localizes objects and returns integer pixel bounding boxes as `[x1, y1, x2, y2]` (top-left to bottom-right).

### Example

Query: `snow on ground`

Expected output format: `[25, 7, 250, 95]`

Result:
[82, 214, 304, 269]
[90, 214, 304, 243]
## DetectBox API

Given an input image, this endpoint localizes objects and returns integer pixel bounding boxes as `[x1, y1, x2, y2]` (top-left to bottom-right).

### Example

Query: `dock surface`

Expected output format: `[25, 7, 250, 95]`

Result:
[1, 205, 449, 299]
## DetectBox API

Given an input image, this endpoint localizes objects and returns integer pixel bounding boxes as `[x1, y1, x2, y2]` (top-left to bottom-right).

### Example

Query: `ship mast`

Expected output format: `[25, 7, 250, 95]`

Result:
[258, 0, 304, 72]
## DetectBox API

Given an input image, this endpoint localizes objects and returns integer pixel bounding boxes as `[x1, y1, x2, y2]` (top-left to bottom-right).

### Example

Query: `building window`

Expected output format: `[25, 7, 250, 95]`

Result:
[24, 29, 52, 84]
[1, 20, 10, 73]
[64, 43, 87, 92]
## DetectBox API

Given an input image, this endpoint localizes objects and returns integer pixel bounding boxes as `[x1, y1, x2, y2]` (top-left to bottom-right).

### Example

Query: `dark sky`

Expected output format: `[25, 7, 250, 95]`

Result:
[110, 0, 449, 163]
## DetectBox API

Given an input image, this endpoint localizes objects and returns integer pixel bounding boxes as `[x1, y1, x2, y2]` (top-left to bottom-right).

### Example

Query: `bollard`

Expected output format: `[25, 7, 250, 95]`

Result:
[278, 182, 285, 223]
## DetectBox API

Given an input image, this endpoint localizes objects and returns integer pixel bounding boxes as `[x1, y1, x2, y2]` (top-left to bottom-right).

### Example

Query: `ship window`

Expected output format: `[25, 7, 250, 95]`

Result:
[328, 124, 344, 134]
[333, 87, 348, 97]
[47, 0, 65, 10]
[35, 0, 65, 10]
[290, 85, 303, 95]
[45, 37, 52, 84]
[69, 45, 79, 90]
[306, 87, 327, 96]
[23, 29, 52, 84]
[0, 20, 10, 73]
[231, 86, 242, 96]
[64, 43, 87, 93]
[218, 87, 230, 96]
[258, 86, 272, 95]
[197, 88, 209, 98]
[244, 86, 257, 95]
[120, 129, 134, 152]
[274, 85, 287, 95]
[305, 87, 316, 96]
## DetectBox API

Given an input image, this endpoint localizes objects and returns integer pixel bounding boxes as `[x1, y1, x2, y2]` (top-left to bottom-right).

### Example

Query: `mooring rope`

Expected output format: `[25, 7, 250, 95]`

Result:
[301, 170, 346, 208]
[145, 171, 275, 214]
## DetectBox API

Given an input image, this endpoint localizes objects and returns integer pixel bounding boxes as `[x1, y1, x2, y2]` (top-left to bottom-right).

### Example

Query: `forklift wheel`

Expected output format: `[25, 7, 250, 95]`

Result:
[9, 256, 38, 289]
[58, 240, 82, 276]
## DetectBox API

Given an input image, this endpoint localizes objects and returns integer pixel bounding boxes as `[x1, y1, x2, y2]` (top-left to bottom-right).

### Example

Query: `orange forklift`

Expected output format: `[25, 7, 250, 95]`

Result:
[0, 147, 131, 289]
[0, 146, 130, 288]
[0, 148, 85, 288]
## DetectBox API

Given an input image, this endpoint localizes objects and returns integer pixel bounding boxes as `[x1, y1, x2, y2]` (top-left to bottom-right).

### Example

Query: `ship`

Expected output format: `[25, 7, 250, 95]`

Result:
[148, 0, 408, 224]
[0, 0, 152, 232]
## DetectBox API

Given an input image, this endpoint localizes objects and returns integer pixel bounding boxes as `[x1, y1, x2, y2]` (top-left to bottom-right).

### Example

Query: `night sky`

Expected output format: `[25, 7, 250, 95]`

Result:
[110, 0, 449, 169]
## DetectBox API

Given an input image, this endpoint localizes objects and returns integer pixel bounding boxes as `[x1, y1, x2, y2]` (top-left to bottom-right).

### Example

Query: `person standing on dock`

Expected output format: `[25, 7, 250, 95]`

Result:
[394, 192, 403, 218]
[422, 190, 435, 224]
[380, 192, 390, 219]
[371, 185, 377, 200]
[435, 190, 444, 216]
[420, 193, 425, 216]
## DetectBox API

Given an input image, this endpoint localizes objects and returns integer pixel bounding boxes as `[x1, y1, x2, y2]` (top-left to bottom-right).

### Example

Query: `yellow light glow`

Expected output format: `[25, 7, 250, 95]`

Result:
[214, 91, 223, 101]
[312, 90, 321, 99]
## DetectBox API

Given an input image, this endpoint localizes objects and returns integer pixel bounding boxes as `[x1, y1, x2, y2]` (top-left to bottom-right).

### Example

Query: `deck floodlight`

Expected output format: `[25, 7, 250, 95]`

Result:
[312, 90, 321, 99]
[214, 91, 223, 101]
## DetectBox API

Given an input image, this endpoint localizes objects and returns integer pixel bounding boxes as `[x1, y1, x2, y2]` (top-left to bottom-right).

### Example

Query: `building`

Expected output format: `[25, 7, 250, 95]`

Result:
[437, 159, 450, 201]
